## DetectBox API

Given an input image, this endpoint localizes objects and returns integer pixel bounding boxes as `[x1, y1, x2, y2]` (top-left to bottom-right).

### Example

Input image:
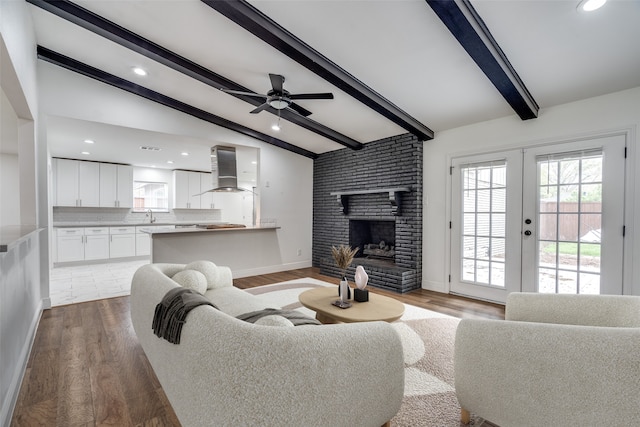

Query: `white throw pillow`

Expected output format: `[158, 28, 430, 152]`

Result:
[172, 269, 207, 295]
[185, 260, 220, 290]
[254, 315, 295, 327]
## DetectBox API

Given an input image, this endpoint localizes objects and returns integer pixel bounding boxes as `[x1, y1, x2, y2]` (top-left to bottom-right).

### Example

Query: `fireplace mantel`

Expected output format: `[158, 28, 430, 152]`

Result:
[330, 187, 410, 215]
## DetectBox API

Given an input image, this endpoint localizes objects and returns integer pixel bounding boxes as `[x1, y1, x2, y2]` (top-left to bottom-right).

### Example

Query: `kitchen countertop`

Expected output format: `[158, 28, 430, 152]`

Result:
[52, 222, 223, 228]
[141, 225, 279, 235]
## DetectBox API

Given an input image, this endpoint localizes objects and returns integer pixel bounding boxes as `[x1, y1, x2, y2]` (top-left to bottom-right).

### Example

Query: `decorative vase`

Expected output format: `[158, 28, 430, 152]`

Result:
[354, 265, 369, 302]
[354, 288, 369, 302]
[338, 277, 351, 302]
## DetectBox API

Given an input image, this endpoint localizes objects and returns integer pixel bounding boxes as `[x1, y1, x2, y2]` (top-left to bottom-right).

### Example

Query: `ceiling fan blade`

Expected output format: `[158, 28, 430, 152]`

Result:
[288, 102, 313, 117]
[269, 73, 284, 92]
[221, 89, 267, 98]
[250, 103, 270, 114]
[289, 93, 334, 100]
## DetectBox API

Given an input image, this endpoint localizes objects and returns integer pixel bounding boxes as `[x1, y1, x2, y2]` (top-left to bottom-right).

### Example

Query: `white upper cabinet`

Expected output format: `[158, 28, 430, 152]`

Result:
[200, 172, 215, 209]
[173, 170, 202, 209]
[99, 163, 133, 208]
[54, 158, 99, 207]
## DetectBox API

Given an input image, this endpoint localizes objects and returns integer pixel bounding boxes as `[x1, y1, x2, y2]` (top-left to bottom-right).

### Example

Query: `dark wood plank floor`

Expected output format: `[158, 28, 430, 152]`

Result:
[11, 267, 504, 426]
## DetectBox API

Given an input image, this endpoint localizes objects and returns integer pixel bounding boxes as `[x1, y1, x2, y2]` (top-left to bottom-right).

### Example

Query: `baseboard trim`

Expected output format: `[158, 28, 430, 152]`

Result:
[233, 261, 312, 278]
[1, 299, 44, 426]
[422, 279, 448, 293]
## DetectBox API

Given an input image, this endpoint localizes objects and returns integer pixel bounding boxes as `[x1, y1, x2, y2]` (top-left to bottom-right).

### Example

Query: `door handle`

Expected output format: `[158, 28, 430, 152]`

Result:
[524, 230, 532, 236]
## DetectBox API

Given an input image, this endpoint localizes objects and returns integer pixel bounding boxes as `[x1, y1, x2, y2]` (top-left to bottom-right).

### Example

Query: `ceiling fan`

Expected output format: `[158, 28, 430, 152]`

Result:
[221, 73, 333, 117]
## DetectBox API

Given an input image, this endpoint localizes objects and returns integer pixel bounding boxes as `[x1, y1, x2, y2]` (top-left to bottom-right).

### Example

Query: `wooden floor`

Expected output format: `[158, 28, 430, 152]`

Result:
[11, 267, 504, 426]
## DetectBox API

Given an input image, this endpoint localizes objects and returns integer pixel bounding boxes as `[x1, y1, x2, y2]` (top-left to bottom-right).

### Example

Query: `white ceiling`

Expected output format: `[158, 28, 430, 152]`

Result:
[29, 0, 640, 171]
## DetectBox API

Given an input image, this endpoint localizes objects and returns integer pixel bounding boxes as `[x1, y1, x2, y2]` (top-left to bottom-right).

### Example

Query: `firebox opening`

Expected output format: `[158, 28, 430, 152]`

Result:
[349, 220, 396, 264]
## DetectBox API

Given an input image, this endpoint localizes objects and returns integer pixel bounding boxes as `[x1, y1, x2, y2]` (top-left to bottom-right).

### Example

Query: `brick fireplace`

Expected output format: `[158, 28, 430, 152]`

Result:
[313, 134, 422, 293]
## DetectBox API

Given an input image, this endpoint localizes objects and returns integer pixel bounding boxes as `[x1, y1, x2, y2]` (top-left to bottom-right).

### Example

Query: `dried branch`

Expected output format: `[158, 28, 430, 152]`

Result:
[331, 244, 359, 271]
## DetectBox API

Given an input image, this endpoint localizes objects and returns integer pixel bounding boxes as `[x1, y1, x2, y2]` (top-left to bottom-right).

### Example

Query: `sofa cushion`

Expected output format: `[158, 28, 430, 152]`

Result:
[254, 315, 295, 327]
[172, 270, 207, 294]
[237, 308, 322, 326]
[185, 260, 221, 290]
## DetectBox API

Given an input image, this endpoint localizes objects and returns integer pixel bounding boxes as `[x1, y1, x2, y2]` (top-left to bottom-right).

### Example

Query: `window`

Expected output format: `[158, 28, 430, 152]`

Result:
[133, 181, 169, 212]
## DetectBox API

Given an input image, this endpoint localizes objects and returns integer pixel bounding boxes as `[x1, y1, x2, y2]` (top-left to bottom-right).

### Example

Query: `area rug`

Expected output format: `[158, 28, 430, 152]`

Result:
[245, 279, 491, 427]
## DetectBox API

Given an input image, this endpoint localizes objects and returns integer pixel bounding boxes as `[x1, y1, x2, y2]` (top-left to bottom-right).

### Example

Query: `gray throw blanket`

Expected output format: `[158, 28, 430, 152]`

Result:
[152, 287, 217, 344]
[237, 308, 321, 326]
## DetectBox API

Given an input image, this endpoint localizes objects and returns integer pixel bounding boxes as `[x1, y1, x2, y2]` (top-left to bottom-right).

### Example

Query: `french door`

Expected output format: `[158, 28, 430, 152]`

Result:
[450, 135, 626, 303]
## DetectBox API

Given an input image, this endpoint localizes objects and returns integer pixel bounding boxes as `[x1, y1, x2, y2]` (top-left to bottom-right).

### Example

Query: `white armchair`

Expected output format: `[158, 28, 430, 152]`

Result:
[454, 292, 640, 427]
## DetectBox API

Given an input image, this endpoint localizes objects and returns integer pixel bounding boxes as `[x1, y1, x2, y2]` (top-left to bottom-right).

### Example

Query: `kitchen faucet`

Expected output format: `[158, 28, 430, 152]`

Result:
[146, 209, 156, 223]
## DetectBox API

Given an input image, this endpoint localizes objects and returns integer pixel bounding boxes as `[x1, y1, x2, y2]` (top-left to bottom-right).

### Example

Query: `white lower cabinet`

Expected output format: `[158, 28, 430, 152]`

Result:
[56, 228, 85, 263]
[56, 227, 109, 262]
[84, 228, 110, 260]
[55, 225, 163, 263]
[136, 233, 150, 256]
[109, 227, 136, 258]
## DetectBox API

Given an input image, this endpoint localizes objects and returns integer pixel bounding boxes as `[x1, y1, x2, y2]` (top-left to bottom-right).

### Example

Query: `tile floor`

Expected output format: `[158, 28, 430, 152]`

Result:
[49, 259, 150, 306]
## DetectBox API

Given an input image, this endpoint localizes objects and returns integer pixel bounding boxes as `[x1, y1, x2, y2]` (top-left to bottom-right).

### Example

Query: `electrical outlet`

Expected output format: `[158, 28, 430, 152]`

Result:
[297, 249, 302, 256]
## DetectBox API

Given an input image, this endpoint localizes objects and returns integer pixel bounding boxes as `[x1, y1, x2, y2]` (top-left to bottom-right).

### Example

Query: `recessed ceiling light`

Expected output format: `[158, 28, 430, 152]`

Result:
[84, 139, 95, 144]
[181, 152, 189, 156]
[81, 151, 90, 155]
[577, 0, 607, 12]
[251, 161, 257, 164]
[167, 160, 174, 164]
[132, 67, 147, 76]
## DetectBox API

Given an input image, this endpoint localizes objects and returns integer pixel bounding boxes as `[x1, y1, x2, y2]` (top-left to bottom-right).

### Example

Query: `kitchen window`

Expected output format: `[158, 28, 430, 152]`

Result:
[133, 181, 169, 212]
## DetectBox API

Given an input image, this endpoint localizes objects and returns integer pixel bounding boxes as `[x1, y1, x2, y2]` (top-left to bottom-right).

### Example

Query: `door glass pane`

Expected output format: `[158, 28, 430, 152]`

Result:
[536, 151, 603, 294]
[460, 161, 507, 288]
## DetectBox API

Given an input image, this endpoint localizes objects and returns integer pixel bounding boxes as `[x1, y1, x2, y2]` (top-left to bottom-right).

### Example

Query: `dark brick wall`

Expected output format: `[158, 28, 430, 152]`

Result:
[313, 133, 423, 293]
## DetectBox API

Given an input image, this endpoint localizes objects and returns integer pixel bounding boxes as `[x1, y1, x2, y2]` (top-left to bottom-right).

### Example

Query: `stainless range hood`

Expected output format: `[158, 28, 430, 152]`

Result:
[200, 146, 247, 193]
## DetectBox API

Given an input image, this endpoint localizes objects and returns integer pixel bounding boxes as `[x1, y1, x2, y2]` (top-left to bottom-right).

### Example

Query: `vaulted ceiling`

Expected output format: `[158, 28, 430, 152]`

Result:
[28, 0, 640, 170]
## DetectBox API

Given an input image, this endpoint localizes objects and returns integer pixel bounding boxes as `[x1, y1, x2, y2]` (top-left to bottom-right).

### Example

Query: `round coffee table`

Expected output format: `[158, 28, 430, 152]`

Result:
[298, 286, 404, 324]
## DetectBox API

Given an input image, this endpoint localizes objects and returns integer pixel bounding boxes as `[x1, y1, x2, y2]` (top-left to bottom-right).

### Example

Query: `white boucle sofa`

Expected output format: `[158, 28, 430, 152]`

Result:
[454, 292, 640, 427]
[130, 262, 405, 427]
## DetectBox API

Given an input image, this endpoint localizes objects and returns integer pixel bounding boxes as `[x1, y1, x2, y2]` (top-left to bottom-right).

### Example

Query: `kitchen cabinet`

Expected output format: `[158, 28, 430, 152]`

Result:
[56, 228, 85, 262]
[173, 170, 201, 209]
[99, 163, 133, 208]
[135, 226, 150, 256]
[84, 228, 110, 260]
[53, 158, 100, 207]
[200, 172, 215, 209]
[135, 233, 150, 256]
[109, 226, 136, 258]
[55, 227, 109, 262]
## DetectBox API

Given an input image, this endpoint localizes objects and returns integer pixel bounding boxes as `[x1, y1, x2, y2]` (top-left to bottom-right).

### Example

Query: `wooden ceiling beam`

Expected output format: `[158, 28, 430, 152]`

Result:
[426, 0, 539, 120]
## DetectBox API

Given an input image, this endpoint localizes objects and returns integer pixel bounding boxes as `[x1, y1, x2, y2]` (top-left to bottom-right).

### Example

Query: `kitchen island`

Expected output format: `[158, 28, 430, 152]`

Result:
[141, 224, 282, 278]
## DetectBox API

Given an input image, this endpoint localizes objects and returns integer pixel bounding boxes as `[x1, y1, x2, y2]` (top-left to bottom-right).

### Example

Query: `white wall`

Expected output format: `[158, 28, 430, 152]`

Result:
[423, 87, 640, 296]
[1, 86, 20, 226]
[38, 59, 313, 272]
[0, 154, 20, 225]
[0, 1, 45, 425]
